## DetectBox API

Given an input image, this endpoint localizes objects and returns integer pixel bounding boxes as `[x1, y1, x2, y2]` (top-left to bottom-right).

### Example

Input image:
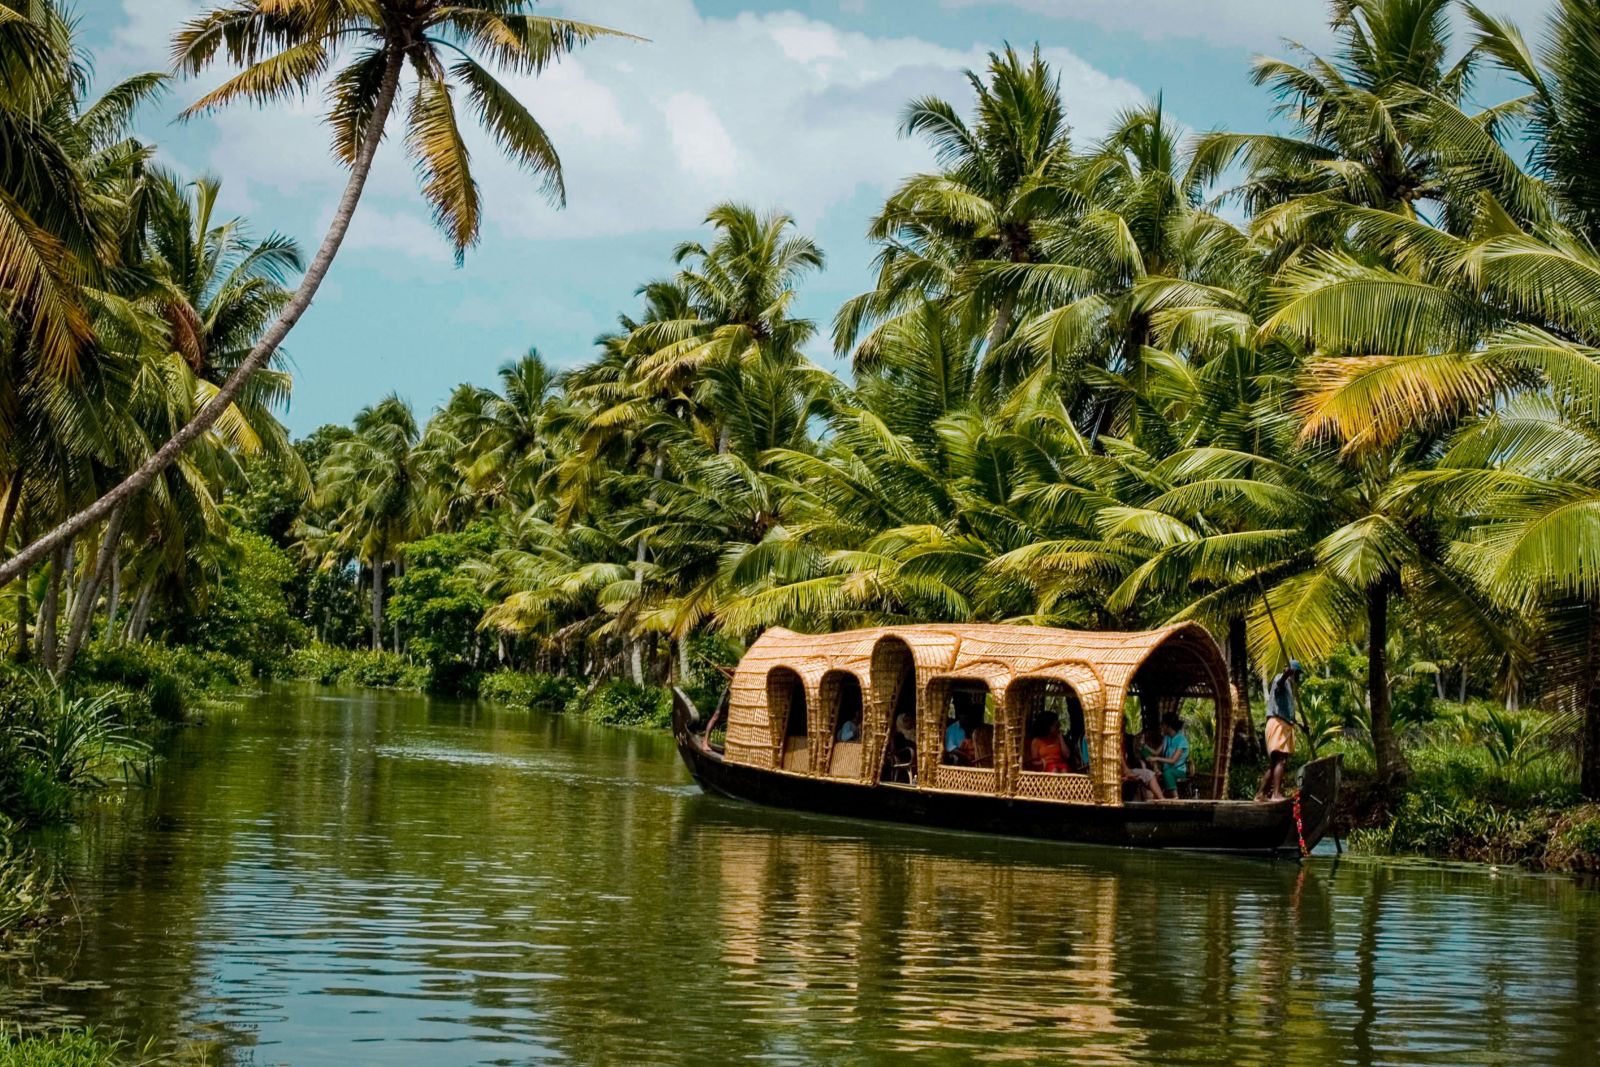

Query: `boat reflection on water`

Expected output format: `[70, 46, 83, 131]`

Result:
[676, 800, 1343, 1063]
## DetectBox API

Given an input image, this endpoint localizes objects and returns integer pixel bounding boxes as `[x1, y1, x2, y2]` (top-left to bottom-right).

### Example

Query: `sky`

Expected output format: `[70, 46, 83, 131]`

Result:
[80, 0, 1551, 435]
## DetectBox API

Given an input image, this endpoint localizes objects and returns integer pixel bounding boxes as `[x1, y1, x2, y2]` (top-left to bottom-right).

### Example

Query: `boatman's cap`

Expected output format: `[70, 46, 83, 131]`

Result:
[1288, 659, 1303, 672]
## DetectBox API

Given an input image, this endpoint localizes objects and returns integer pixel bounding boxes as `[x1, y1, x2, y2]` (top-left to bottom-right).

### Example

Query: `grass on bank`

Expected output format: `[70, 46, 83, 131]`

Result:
[0, 1031, 121, 1067]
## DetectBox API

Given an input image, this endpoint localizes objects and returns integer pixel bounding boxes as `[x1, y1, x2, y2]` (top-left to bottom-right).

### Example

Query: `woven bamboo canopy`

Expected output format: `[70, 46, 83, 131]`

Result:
[723, 622, 1234, 805]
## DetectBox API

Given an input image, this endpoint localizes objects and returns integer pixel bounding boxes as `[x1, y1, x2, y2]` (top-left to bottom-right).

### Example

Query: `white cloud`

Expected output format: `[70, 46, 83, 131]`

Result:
[664, 92, 741, 181]
[98, 0, 1148, 257]
[941, 0, 1332, 51]
[941, 0, 1559, 55]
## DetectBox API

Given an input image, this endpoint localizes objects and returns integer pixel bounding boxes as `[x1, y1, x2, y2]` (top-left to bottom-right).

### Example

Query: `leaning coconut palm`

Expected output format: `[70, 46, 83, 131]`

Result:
[0, 0, 635, 590]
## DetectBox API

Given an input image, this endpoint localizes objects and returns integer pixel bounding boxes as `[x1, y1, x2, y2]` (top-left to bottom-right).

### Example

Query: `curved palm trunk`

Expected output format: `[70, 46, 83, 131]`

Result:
[0, 47, 406, 593]
[0, 470, 21, 555]
[1367, 582, 1408, 786]
[60, 503, 125, 675]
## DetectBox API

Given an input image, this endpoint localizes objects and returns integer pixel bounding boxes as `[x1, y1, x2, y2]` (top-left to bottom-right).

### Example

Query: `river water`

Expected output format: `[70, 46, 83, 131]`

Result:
[2, 684, 1595, 1065]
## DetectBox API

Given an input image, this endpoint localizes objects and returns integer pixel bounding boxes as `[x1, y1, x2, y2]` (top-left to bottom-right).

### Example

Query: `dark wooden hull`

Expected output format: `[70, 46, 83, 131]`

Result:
[673, 689, 1340, 856]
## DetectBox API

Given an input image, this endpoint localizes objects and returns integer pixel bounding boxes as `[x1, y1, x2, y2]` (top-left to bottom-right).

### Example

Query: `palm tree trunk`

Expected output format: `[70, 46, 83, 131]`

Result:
[0, 470, 21, 555]
[628, 448, 667, 684]
[1227, 615, 1260, 759]
[1367, 582, 1409, 786]
[984, 294, 1015, 357]
[371, 552, 386, 653]
[61, 504, 126, 674]
[37, 539, 67, 671]
[0, 46, 406, 593]
[126, 581, 154, 644]
[14, 578, 29, 661]
[1581, 603, 1600, 799]
[102, 548, 122, 642]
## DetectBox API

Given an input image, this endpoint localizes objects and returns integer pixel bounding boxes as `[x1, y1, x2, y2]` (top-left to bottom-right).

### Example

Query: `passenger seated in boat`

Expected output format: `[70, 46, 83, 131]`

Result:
[1121, 731, 1162, 801]
[969, 722, 995, 768]
[882, 709, 917, 782]
[1027, 711, 1072, 773]
[836, 706, 861, 742]
[1064, 719, 1090, 773]
[1146, 713, 1190, 797]
[943, 695, 984, 766]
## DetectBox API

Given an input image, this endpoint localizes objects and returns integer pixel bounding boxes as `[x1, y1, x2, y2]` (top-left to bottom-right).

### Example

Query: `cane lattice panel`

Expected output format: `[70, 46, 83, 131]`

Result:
[928, 765, 999, 795]
[1015, 771, 1097, 804]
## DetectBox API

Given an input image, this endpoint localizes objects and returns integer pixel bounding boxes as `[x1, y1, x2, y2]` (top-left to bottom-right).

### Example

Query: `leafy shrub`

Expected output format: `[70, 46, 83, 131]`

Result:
[343, 651, 429, 690]
[283, 644, 428, 690]
[147, 675, 184, 724]
[1549, 810, 1600, 872]
[0, 680, 149, 826]
[1390, 671, 1436, 727]
[568, 679, 670, 728]
[76, 642, 250, 701]
[479, 671, 579, 712]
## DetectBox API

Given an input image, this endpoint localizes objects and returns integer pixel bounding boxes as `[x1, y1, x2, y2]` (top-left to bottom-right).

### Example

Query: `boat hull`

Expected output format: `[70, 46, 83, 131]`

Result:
[673, 689, 1340, 856]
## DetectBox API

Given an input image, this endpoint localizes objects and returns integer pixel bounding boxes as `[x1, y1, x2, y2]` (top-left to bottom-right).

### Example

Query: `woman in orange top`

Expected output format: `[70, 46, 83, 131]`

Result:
[1028, 712, 1073, 773]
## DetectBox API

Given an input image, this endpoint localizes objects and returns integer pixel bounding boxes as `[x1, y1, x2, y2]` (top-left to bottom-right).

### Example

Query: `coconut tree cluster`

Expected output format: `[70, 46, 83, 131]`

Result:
[6, 0, 1600, 797]
[0, 0, 622, 669]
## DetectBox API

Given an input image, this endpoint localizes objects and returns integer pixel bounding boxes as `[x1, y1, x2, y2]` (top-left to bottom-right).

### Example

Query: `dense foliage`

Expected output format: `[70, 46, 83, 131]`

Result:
[3, 0, 1600, 876]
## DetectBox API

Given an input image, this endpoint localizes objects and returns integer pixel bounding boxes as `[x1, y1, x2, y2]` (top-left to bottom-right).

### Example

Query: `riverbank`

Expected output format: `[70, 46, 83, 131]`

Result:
[1318, 714, 1600, 872]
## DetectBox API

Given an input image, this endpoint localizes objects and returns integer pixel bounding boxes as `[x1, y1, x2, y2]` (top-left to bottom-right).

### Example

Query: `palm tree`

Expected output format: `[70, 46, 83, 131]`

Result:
[1190, 0, 1474, 248]
[629, 204, 824, 428]
[834, 45, 1076, 361]
[0, 0, 634, 591]
[315, 395, 427, 650]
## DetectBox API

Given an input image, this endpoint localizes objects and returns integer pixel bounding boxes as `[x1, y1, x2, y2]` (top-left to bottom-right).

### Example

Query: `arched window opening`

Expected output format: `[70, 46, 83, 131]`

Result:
[1016, 679, 1090, 775]
[820, 670, 864, 779]
[767, 667, 810, 773]
[873, 637, 917, 784]
[1125, 628, 1229, 799]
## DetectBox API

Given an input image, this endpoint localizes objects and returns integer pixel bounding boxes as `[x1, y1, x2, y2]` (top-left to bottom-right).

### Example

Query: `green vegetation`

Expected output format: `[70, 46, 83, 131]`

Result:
[0, 1032, 122, 1067]
[2, 0, 1600, 870]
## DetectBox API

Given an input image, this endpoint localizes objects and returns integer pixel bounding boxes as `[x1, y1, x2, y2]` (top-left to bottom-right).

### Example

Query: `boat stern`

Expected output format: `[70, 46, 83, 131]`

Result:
[1290, 754, 1343, 853]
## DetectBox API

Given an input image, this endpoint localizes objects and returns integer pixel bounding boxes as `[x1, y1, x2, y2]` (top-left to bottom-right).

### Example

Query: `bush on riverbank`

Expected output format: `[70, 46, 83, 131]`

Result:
[478, 670, 580, 712]
[73, 642, 252, 723]
[569, 678, 671, 728]
[1320, 701, 1600, 871]
[281, 645, 430, 690]
[478, 671, 671, 728]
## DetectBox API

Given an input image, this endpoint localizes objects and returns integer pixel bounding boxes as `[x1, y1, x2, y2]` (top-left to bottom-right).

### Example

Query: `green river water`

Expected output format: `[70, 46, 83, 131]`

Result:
[2, 683, 1596, 1065]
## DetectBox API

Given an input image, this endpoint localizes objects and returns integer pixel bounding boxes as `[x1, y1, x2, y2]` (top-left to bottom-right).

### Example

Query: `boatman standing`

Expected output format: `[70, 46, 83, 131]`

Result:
[1255, 659, 1301, 802]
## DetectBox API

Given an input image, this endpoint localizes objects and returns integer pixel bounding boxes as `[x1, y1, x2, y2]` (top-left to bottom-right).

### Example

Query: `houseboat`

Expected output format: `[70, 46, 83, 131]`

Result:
[671, 622, 1341, 855]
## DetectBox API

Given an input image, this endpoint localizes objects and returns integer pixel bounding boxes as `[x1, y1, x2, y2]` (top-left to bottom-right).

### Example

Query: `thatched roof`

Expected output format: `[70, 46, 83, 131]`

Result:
[722, 621, 1233, 792]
